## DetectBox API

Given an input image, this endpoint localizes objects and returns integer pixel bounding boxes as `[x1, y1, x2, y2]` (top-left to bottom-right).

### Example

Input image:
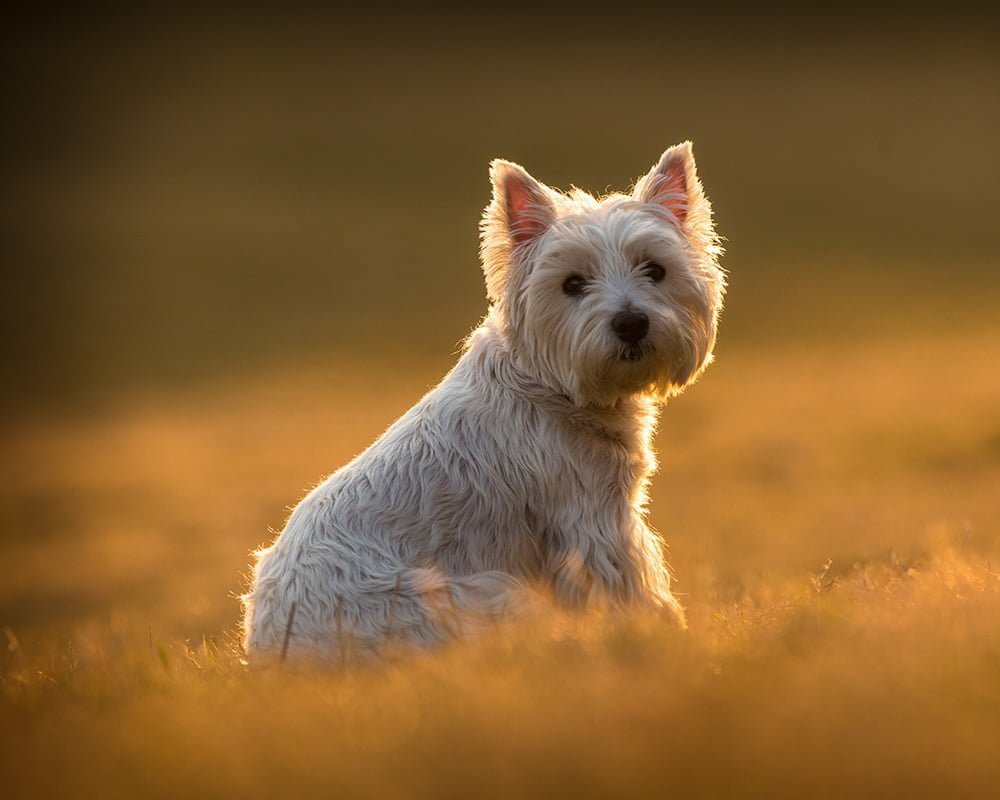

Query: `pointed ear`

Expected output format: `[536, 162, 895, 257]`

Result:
[480, 159, 555, 302]
[634, 141, 703, 226]
[488, 159, 555, 246]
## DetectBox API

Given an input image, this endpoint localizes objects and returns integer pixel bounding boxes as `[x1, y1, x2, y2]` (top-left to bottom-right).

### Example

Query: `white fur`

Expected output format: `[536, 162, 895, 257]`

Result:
[242, 143, 725, 661]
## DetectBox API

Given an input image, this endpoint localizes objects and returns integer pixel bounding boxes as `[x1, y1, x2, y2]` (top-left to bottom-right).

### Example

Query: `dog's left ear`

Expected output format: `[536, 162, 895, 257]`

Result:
[634, 142, 711, 235]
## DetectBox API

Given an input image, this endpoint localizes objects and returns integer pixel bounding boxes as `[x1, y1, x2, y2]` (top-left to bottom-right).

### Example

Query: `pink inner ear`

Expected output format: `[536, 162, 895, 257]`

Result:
[648, 156, 689, 225]
[505, 176, 548, 245]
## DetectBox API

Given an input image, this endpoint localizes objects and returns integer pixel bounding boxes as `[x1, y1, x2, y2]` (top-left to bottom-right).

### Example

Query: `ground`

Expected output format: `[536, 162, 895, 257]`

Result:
[2, 325, 998, 799]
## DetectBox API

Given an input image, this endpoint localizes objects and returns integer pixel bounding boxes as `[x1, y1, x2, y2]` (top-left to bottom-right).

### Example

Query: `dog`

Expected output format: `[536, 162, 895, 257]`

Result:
[242, 142, 724, 661]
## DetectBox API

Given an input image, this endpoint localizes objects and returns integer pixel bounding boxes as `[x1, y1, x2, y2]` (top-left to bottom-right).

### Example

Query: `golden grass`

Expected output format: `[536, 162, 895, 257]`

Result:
[2, 328, 999, 798]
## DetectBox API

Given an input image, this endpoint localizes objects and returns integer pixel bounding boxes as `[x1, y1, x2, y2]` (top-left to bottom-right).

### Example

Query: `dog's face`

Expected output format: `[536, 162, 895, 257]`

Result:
[481, 143, 725, 407]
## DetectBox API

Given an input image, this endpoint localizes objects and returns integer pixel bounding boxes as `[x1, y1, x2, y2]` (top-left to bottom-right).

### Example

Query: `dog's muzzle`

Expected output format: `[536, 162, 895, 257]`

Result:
[611, 309, 650, 345]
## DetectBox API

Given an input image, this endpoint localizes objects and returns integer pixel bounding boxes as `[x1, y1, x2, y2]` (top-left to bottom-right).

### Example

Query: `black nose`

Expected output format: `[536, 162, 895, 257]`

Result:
[611, 309, 649, 344]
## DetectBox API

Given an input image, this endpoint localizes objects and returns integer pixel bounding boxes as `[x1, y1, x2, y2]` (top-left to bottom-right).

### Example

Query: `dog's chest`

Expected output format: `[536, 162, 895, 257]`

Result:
[545, 411, 650, 504]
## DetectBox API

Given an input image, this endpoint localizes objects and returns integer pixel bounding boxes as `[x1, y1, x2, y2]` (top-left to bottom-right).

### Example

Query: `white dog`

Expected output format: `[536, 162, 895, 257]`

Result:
[242, 143, 724, 661]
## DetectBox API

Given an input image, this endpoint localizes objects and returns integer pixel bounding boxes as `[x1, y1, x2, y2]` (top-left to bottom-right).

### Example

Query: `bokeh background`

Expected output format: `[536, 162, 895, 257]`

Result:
[2, 7, 999, 798]
[4, 7, 998, 412]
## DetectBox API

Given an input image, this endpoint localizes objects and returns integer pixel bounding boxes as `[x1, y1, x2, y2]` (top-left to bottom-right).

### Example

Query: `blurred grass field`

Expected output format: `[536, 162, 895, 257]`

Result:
[2, 11, 1000, 799]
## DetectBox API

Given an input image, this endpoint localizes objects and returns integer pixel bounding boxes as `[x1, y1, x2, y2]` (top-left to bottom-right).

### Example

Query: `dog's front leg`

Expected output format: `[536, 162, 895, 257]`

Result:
[546, 515, 685, 623]
[545, 514, 644, 608]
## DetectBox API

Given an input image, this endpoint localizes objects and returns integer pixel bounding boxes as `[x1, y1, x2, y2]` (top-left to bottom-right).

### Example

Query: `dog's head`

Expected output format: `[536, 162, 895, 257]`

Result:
[480, 143, 726, 407]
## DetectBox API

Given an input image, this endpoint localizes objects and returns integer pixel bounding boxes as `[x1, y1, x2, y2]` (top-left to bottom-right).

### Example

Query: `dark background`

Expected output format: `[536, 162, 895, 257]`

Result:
[3, 7, 998, 415]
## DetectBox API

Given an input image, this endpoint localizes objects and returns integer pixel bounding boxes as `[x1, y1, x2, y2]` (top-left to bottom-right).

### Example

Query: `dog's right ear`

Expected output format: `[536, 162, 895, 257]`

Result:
[490, 160, 554, 246]
[480, 160, 555, 302]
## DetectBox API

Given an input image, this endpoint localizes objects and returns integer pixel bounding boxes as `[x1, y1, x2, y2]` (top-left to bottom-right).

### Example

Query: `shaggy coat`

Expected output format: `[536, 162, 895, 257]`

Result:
[243, 143, 724, 660]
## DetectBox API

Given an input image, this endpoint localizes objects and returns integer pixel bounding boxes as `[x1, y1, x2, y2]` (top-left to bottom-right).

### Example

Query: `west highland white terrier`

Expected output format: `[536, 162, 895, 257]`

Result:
[243, 142, 725, 661]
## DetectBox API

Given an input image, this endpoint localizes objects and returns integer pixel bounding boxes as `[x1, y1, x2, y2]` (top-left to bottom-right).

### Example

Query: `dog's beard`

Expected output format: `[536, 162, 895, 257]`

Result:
[618, 341, 653, 363]
[602, 343, 669, 396]
[515, 292, 714, 407]
[565, 328, 680, 405]
[571, 310, 715, 406]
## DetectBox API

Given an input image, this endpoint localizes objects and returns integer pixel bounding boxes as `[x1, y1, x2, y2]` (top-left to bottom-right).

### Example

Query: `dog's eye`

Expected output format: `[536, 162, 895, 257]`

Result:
[644, 262, 666, 283]
[562, 274, 588, 296]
